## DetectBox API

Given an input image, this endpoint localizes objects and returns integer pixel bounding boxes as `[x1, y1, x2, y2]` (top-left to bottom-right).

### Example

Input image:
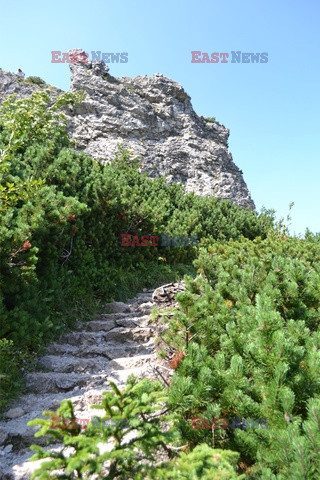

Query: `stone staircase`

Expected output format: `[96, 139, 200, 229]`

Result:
[0, 288, 173, 479]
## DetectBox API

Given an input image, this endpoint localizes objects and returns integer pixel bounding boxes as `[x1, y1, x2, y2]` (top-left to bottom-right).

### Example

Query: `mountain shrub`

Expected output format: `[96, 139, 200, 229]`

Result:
[163, 234, 320, 476]
[0, 89, 274, 411]
[28, 377, 242, 479]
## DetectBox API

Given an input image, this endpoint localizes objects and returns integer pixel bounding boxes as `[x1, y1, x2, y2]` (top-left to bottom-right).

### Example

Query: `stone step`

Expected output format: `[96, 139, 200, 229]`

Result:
[99, 299, 154, 315]
[130, 302, 154, 315]
[46, 341, 154, 358]
[25, 372, 93, 394]
[89, 342, 155, 360]
[38, 355, 110, 373]
[95, 311, 147, 321]
[115, 293, 153, 307]
[114, 314, 150, 328]
[101, 327, 154, 343]
[45, 343, 80, 356]
[102, 301, 131, 314]
[106, 365, 156, 385]
[37, 352, 156, 374]
[25, 365, 154, 394]
[57, 331, 106, 346]
[58, 327, 153, 346]
[84, 319, 116, 332]
[107, 353, 156, 370]
[86, 315, 150, 332]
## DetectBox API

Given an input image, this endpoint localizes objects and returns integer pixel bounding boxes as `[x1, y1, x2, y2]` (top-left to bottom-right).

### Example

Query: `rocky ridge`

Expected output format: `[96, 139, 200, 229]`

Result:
[0, 286, 180, 479]
[0, 52, 254, 209]
[0, 70, 61, 104]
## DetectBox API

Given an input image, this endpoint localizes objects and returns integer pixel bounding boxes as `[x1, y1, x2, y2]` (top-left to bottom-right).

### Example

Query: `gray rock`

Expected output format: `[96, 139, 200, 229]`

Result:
[3, 445, 12, 454]
[139, 302, 154, 314]
[67, 49, 254, 209]
[0, 50, 255, 209]
[152, 282, 186, 307]
[0, 428, 8, 445]
[5, 408, 25, 419]
[105, 302, 130, 313]
[0, 69, 61, 105]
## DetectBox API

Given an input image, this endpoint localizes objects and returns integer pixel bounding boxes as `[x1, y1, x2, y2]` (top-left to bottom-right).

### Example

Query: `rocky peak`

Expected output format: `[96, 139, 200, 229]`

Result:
[68, 48, 254, 209]
[0, 49, 255, 209]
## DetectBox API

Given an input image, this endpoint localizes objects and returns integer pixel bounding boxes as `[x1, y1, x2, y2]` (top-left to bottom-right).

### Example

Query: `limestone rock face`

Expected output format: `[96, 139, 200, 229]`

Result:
[0, 69, 61, 104]
[0, 70, 38, 103]
[0, 50, 255, 209]
[67, 49, 255, 209]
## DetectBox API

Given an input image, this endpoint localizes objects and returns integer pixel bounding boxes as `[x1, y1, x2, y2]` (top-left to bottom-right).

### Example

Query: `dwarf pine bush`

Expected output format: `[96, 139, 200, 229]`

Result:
[162, 234, 320, 477]
[28, 377, 242, 479]
[4, 82, 320, 479]
[0, 89, 274, 410]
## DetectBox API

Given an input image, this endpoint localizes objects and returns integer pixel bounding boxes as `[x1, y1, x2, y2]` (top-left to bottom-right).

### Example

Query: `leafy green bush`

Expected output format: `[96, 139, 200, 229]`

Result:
[256, 397, 320, 479]
[163, 234, 320, 476]
[28, 377, 242, 479]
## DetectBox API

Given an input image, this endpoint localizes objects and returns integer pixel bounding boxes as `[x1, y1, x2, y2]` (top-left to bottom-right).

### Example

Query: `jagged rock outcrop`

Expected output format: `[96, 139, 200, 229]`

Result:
[68, 50, 254, 209]
[0, 69, 61, 104]
[0, 51, 255, 209]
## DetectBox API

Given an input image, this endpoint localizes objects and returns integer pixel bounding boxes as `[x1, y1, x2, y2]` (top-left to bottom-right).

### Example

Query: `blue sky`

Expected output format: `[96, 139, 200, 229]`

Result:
[1, 0, 319, 235]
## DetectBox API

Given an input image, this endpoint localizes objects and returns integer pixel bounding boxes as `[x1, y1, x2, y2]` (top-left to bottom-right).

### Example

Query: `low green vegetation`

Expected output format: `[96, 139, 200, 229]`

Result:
[204, 116, 216, 123]
[161, 233, 320, 477]
[24, 76, 47, 86]
[0, 89, 272, 410]
[124, 83, 136, 94]
[28, 377, 243, 479]
[3, 88, 319, 478]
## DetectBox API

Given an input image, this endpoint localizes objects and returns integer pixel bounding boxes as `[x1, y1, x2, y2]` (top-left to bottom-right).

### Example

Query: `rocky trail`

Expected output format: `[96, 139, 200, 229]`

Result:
[0, 285, 182, 479]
